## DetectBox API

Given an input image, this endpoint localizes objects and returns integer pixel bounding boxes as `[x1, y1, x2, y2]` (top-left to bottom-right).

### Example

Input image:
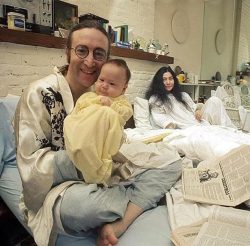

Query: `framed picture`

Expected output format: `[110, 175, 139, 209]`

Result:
[54, 0, 78, 31]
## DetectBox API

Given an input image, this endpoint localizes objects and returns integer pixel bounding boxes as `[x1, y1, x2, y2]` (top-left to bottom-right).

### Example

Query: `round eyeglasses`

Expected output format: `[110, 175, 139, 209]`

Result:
[70, 45, 107, 61]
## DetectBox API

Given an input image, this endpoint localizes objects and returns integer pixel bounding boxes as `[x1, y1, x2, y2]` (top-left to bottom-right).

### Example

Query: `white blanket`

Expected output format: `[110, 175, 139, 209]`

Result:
[166, 181, 217, 230]
[125, 126, 250, 231]
[125, 126, 250, 162]
[163, 125, 250, 161]
[163, 125, 250, 230]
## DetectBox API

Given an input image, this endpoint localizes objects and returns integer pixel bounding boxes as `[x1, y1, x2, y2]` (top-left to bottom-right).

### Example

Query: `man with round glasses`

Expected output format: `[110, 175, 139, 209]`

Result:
[64, 22, 110, 104]
[71, 45, 107, 61]
[14, 21, 181, 246]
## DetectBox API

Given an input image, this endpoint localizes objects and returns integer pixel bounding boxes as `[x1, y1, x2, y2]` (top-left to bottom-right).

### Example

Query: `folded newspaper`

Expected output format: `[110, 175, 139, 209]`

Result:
[182, 144, 250, 206]
[171, 219, 206, 246]
[172, 206, 250, 246]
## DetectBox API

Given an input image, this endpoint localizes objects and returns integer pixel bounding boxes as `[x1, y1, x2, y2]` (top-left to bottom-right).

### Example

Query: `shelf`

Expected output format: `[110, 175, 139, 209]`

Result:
[0, 27, 66, 49]
[110, 46, 174, 63]
[198, 83, 220, 87]
[180, 83, 220, 87]
[179, 83, 197, 86]
[236, 71, 250, 76]
[179, 82, 220, 101]
[0, 27, 174, 64]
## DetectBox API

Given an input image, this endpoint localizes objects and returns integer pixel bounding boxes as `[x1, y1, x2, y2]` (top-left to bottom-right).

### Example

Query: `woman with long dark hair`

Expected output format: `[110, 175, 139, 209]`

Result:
[145, 66, 235, 129]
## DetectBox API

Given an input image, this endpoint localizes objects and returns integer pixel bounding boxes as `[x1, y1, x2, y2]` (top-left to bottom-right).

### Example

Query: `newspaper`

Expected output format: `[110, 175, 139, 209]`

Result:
[193, 206, 250, 246]
[182, 145, 250, 206]
[171, 219, 206, 246]
[172, 206, 250, 246]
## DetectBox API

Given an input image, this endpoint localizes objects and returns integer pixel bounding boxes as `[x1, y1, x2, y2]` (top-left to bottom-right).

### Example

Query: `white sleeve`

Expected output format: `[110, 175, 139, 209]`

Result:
[15, 82, 78, 212]
[149, 96, 177, 129]
[182, 92, 196, 112]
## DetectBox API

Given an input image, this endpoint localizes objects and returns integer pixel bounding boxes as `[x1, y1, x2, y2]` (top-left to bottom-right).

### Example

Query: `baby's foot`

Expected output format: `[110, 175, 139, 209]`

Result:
[97, 224, 119, 246]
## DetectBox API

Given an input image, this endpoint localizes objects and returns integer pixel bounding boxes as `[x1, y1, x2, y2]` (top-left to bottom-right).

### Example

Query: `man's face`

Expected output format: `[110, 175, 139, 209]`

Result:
[66, 28, 109, 93]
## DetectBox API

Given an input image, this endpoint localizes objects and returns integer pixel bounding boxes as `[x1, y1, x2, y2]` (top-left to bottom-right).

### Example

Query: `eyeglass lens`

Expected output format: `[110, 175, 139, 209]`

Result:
[74, 45, 107, 61]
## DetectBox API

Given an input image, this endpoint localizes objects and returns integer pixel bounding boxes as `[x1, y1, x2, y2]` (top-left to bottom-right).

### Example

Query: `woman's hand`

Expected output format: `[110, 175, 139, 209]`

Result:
[195, 109, 202, 122]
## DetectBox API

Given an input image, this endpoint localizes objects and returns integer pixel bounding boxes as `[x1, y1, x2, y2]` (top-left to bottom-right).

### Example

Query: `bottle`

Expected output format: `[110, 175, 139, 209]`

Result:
[161, 43, 169, 55]
[198, 96, 204, 103]
[203, 95, 207, 103]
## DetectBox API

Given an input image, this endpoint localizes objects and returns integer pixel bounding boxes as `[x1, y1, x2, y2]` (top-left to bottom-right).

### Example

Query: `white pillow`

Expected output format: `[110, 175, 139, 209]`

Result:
[133, 97, 152, 129]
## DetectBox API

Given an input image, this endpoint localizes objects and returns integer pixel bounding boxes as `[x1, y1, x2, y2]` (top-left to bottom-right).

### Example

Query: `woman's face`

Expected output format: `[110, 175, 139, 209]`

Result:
[163, 71, 174, 92]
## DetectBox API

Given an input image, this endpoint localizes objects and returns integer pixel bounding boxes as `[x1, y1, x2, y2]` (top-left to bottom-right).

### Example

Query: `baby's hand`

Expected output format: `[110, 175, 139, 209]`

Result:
[100, 96, 112, 106]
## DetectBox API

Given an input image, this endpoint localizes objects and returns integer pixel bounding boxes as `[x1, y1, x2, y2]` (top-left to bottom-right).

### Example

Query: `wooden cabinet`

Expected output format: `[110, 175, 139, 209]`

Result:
[180, 83, 220, 102]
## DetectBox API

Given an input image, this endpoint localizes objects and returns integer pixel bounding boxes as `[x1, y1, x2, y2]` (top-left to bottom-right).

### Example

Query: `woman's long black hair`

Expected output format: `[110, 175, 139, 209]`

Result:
[145, 66, 189, 110]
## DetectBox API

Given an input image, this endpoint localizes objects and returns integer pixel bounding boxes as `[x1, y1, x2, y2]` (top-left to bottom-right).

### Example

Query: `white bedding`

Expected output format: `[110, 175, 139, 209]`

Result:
[131, 96, 250, 162]
[163, 125, 250, 161]
[125, 126, 250, 162]
[166, 181, 217, 230]
[125, 126, 250, 232]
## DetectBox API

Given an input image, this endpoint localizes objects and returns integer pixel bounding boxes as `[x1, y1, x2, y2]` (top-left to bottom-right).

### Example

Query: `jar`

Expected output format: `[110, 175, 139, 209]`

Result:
[7, 12, 25, 31]
[177, 73, 186, 83]
[148, 44, 156, 53]
[161, 43, 169, 55]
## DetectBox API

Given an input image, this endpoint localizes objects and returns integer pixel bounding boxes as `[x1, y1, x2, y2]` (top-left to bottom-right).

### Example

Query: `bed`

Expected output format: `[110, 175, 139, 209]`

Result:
[0, 95, 174, 246]
[1, 94, 250, 245]
[126, 96, 250, 237]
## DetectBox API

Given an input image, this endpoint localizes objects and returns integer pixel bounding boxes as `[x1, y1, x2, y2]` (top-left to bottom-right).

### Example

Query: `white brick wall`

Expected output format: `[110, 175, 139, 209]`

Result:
[0, 42, 66, 95]
[2, 1, 248, 98]
[237, 0, 250, 71]
[67, 0, 155, 41]
[0, 0, 162, 101]
[237, 0, 250, 84]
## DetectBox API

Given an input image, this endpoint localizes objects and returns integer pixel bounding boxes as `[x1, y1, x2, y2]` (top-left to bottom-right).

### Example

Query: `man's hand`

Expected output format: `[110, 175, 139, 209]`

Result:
[195, 109, 202, 122]
[100, 96, 112, 106]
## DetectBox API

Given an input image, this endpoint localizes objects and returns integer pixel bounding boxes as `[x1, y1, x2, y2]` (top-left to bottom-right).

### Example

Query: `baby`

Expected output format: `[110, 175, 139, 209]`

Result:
[64, 58, 133, 186]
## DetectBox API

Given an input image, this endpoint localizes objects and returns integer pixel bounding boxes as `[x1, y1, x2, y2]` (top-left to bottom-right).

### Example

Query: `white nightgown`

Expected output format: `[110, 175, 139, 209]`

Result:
[149, 92, 235, 129]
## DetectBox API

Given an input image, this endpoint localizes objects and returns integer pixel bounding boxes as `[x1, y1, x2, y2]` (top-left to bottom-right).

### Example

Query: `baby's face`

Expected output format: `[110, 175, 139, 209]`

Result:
[95, 63, 127, 98]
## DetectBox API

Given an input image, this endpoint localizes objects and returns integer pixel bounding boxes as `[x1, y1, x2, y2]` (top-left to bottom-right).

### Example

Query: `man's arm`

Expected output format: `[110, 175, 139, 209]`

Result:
[14, 83, 78, 212]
